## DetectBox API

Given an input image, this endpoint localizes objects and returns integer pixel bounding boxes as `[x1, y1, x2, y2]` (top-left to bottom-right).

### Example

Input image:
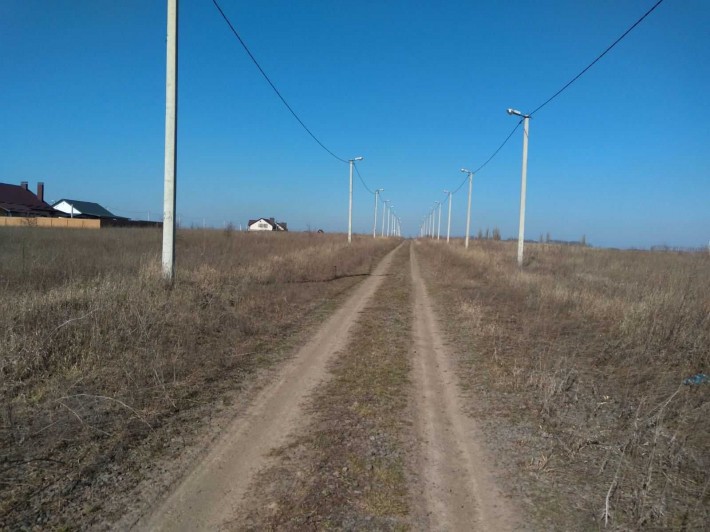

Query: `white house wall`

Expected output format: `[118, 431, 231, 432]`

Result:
[248, 220, 274, 231]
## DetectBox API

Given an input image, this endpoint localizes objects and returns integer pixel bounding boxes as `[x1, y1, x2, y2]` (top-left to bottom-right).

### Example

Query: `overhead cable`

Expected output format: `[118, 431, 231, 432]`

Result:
[211, 0, 349, 164]
[354, 164, 376, 195]
[530, 0, 665, 116]
[451, 120, 523, 195]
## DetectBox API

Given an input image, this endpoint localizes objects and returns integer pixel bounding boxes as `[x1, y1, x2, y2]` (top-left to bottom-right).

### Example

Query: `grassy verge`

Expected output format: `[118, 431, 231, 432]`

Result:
[415, 239, 709, 530]
[238, 242, 414, 530]
[0, 227, 399, 529]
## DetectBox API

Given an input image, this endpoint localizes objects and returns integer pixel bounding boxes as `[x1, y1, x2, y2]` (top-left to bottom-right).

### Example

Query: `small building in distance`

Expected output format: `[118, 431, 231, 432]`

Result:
[247, 217, 288, 232]
[52, 199, 127, 221]
[0, 181, 58, 217]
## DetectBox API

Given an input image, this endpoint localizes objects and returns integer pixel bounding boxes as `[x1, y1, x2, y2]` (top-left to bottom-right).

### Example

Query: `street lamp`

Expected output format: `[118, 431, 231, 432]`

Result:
[348, 156, 364, 244]
[461, 168, 474, 249]
[444, 190, 452, 243]
[373, 188, 383, 238]
[507, 108, 530, 267]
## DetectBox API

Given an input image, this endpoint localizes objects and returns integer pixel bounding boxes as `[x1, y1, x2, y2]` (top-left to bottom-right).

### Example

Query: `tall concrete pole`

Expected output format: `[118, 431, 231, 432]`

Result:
[382, 201, 388, 237]
[517, 116, 530, 267]
[162, 0, 178, 282]
[436, 201, 442, 240]
[348, 159, 354, 244]
[445, 191, 452, 243]
[464, 171, 473, 249]
[346, 157, 363, 244]
[372, 189, 382, 238]
[386, 204, 390, 236]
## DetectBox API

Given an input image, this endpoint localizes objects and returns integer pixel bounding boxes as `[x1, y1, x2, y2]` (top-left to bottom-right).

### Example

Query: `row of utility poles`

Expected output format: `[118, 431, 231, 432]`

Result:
[348, 159, 400, 244]
[160, 1, 399, 282]
[418, 108, 530, 267]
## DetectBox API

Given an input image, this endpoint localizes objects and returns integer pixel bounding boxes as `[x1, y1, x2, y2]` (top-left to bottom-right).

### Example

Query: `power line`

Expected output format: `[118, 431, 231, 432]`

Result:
[354, 164, 375, 195]
[211, 0, 349, 164]
[530, 0, 665, 116]
[451, 120, 523, 194]
[471, 120, 522, 175]
[446, 0, 663, 197]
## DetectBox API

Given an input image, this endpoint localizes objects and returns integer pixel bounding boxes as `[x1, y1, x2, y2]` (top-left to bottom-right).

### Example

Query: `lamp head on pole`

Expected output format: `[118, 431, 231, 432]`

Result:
[460, 168, 471, 174]
[507, 108, 530, 118]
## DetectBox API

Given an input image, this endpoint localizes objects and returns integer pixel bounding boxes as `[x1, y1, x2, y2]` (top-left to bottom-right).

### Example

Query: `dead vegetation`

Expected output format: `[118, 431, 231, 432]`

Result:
[0, 227, 398, 529]
[238, 243, 414, 530]
[416, 240, 709, 530]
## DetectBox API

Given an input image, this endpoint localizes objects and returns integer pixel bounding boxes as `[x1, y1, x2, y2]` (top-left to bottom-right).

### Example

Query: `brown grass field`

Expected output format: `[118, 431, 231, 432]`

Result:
[416, 239, 710, 530]
[2, 226, 708, 530]
[0, 227, 398, 529]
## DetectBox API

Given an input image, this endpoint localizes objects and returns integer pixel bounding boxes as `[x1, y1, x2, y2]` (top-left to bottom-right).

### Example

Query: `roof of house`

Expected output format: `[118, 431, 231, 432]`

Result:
[0, 182, 58, 216]
[248, 218, 288, 231]
[53, 199, 124, 219]
[248, 217, 274, 226]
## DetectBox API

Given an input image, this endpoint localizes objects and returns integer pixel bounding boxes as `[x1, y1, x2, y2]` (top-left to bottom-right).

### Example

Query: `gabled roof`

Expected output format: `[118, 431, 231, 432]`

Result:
[0, 182, 58, 216]
[248, 217, 274, 227]
[53, 199, 123, 219]
[247, 218, 288, 231]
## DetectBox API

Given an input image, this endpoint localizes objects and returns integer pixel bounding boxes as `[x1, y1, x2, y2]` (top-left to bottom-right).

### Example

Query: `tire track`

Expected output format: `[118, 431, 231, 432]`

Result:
[134, 244, 401, 531]
[409, 243, 518, 531]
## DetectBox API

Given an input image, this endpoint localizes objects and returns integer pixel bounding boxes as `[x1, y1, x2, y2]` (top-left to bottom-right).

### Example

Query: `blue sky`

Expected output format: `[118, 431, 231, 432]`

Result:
[1, 0, 708, 247]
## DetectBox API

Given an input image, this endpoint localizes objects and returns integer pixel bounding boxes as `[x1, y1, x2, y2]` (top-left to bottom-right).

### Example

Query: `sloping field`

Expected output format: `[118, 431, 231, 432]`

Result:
[416, 239, 709, 530]
[0, 227, 398, 529]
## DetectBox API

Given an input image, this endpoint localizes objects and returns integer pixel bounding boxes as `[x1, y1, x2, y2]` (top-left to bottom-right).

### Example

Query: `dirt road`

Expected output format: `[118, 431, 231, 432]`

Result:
[136, 245, 401, 531]
[135, 242, 516, 530]
[409, 243, 517, 530]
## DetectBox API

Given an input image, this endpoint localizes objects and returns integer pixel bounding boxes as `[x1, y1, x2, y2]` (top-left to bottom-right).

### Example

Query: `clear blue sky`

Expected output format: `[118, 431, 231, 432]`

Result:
[1, 0, 708, 248]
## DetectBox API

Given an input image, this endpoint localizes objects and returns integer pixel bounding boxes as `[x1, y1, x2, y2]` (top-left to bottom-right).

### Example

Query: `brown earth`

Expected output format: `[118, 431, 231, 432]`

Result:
[409, 242, 519, 530]
[133, 244, 404, 530]
[133, 241, 518, 531]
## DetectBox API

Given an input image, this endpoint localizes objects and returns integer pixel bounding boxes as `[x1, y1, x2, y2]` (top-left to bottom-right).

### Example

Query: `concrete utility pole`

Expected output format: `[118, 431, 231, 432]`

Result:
[373, 188, 383, 238]
[382, 200, 388, 237]
[348, 157, 363, 244]
[461, 168, 473, 249]
[162, 0, 178, 282]
[444, 190, 452, 243]
[436, 201, 442, 240]
[507, 109, 530, 267]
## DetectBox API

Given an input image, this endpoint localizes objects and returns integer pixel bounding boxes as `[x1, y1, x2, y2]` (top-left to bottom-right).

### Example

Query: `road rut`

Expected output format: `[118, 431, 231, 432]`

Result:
[409, 243, 518, 531]
[136, 245, 400, 531]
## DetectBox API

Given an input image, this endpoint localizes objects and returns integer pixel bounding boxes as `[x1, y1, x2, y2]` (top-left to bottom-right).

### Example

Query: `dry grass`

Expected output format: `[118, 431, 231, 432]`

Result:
[238, 243, 413, 530]
[416, 239, 709, 530]
[0, 226, 399, 529]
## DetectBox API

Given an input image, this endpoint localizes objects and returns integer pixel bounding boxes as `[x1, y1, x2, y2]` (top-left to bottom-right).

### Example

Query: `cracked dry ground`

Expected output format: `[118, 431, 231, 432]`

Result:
[135, 241, 519, 531]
